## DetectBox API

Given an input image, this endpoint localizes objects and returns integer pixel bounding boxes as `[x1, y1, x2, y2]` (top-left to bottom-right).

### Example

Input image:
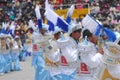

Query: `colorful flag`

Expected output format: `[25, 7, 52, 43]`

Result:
[45, 9, 69, 32]
[35, 5, 42, 29]
[66, 5, 75, 24]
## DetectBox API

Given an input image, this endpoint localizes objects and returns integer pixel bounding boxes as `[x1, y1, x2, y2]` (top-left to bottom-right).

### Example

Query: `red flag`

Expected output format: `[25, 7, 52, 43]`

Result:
[61, 56, 68, 66]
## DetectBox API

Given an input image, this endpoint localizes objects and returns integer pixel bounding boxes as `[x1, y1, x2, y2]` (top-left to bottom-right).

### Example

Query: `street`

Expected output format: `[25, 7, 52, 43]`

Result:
[0, 57, 35, 80]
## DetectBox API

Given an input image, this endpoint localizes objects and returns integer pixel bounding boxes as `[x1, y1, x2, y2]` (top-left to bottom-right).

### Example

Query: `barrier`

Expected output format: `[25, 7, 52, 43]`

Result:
[55, 8, 90, 18]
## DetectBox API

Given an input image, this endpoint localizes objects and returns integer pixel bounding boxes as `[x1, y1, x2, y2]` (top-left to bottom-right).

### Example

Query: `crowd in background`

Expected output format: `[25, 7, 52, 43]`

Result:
[0, 0, 120, 42]
[90, 0, 120, 32]
[1, 0, 120, 79]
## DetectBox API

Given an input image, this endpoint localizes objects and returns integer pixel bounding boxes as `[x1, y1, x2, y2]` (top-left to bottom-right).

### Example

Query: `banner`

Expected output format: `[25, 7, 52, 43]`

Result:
[55, 8, 89, 18]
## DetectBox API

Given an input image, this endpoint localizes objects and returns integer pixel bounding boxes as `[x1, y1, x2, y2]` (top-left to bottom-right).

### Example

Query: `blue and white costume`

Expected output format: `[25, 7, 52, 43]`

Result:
[19, 44, 27, 61]
[0, 53, 6, 74]
[0, 34, 12, 74]
[10, 36, 22, 71]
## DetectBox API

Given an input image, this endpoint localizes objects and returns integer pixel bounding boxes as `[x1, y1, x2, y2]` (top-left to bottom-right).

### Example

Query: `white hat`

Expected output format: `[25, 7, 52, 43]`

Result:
[69, 24, 82, 35]
[53, 26, 61, 35]
[42, 24, 49, 30]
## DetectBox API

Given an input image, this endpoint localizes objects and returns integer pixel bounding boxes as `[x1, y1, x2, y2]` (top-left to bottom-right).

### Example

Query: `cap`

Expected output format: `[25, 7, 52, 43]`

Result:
[69, 24, 82, 35]
[53, 26, 61, 35]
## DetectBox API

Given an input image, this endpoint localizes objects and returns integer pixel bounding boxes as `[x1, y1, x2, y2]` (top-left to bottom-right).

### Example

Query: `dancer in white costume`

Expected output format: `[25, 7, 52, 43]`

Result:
[79, 29, 120, 80]
[78, 30, 103, 80]
[57, 24, 82, 80]
[45, 27, 61, 78]
[32, 26, 53, 80]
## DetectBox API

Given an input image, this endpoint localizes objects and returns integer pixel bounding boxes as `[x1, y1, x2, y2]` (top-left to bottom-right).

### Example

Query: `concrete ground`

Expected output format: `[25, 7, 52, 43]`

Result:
[0, 57, 35, 80]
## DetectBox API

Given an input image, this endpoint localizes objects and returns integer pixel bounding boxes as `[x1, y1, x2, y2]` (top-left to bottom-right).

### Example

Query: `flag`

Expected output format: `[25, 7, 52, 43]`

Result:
[7, 21, 16, 35]
[0, 22, 15, 38]
[48, 20, 54, 31]
[57, 17, 69, 32]
[35, 5, 42, 29]
[29, 20, 37, 31]
[45, 1, 56, 31]
[82, 14, 101, 35]
[82, 14, 116, 42]
[103, 28, 116, 42]
[1, 22, 6, 34]
[66, 5, 75, 24]
[45, 0, 51, 10]
[45, 9, 69, 32]
[1, 22, 10, 34]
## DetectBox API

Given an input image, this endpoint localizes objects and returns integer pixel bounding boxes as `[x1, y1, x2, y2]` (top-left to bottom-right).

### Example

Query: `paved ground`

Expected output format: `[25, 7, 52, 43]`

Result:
[0, 57, 35, 80]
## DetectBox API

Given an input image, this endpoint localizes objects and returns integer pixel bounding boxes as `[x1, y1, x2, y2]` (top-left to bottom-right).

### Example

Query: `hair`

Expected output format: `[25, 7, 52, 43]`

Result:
[54, 32, 61, 40]
[54, 31, 61, 36]
[82, 29, 93, 38]
[26, 28, 33, 33]
[74, 28, 82, 33]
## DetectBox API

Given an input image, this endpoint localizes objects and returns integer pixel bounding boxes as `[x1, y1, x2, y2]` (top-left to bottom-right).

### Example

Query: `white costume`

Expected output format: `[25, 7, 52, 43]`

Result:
[77, 37, 120, 80]
[26, 32, 33, 54]
[81, 14, 119, 80]
[78, 39, 103, 80]
[56, 25, 81, 80]
[57, 36, 79, 75]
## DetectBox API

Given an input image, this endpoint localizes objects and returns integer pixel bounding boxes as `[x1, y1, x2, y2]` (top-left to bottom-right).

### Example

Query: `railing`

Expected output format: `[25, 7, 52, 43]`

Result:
[52, 3, 90, 10]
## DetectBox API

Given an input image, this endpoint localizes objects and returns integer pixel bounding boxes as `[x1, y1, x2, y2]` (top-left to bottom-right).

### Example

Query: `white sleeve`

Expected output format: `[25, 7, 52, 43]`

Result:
[46, 50, 60, 63]
[81, 53, 102, 68]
